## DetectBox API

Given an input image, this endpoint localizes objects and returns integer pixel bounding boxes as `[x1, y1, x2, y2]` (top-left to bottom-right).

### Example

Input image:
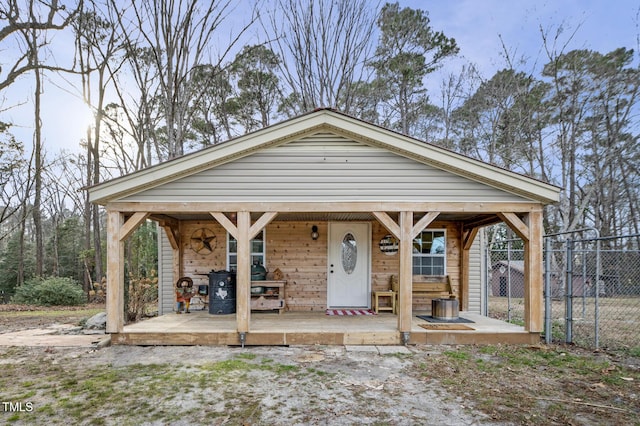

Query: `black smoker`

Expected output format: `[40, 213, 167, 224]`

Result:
[208, 270, 236, 315]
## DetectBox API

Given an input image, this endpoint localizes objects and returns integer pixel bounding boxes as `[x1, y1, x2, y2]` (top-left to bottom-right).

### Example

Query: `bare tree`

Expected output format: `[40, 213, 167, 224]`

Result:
[263, 0, 378, 115]
[0, 129, 27, 239]
[0, 0, 81, 91]
[435, 64, 480, 149]
[1, 0, 82, 278]
[111, 0, 256, 161]
[72, 0, 125, 286]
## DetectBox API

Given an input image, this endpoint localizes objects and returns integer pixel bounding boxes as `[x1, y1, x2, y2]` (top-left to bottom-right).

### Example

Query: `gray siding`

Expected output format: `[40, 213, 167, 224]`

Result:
[467, 235, 483, 314]
[157, 226, 175, 315]
[123, 134, 527, 203]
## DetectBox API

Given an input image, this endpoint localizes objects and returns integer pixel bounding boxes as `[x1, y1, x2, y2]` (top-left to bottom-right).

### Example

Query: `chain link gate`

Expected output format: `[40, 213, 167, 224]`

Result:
[487, 232, 640, 352]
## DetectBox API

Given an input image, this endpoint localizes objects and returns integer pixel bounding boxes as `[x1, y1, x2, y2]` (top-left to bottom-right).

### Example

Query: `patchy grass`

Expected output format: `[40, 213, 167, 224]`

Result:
[5, 341, 630, 426]
[414, 344, 640, 425]
[0, 351, 302, 425]
[1, 306, 639, 425]
[489, 296, 640, 352]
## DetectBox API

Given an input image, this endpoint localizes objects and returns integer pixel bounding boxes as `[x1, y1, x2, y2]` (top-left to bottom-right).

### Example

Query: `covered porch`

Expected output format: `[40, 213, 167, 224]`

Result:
[103, 203, 546, 346]
[115, 310, 538, 346]
[87, 109, 560, 346]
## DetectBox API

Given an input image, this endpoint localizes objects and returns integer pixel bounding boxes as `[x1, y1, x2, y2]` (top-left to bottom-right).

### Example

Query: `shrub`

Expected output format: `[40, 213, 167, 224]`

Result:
[11, 277, 86, 306]
[126, 271, 158, 322]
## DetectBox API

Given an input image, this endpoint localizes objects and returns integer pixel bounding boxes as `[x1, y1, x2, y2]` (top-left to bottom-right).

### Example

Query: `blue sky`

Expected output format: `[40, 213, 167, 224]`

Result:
[3, 0, 639, 154]
[422, 0, 639, 74]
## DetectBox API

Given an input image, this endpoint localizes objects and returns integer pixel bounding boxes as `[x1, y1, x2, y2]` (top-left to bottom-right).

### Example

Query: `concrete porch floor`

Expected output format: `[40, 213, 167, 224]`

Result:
[113, 310, 539, 346]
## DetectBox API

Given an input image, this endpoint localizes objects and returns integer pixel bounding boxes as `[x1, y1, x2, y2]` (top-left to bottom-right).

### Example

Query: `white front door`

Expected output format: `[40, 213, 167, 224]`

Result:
[327, 222, 370, 308]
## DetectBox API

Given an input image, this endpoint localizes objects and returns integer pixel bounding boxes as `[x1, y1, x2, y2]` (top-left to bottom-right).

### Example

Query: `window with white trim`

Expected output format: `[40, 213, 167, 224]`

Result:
[227, 230, 266, 272]
[412, 229, 446, 275]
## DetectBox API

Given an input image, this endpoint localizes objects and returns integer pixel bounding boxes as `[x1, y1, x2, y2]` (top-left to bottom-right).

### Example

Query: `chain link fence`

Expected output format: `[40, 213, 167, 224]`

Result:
[486, 232, 640, 353]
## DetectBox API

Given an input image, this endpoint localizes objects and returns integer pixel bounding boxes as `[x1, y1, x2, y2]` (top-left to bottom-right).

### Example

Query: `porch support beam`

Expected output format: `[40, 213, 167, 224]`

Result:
[106, 210, 125, 334]
[497, 210, 544, 333]
[398, 211, 413, 335]
[375, 210, 438, 338]
[106, 211, 150, 334]
[113, 201, 543, 214]
[236, 211, 251, 334]
[523, 210, 544, 332]
[460, 227, 480, 311]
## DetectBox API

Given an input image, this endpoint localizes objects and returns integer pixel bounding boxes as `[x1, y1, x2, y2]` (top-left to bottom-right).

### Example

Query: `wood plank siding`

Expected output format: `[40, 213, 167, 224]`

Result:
[122, 134, 528, 203]
[161, 219, 464, 314]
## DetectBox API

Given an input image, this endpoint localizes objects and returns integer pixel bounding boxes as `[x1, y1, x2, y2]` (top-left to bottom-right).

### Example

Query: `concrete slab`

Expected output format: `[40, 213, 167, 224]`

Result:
[345, 345, 378, 353]
[377, 345, 412, 355]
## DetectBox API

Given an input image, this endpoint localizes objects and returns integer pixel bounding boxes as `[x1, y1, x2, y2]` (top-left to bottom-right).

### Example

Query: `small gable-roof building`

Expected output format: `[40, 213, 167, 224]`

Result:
[89, 108, 560, 346]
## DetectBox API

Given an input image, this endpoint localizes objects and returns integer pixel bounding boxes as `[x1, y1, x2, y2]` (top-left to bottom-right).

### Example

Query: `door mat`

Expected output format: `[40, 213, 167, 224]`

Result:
[326, 309, 376, 316]
[418, 323, 474, 331]
[416, 315, 474, 324]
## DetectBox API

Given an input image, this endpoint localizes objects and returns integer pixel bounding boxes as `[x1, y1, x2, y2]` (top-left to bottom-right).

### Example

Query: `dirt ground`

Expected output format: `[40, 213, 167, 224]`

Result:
[1, 305, 639, 425]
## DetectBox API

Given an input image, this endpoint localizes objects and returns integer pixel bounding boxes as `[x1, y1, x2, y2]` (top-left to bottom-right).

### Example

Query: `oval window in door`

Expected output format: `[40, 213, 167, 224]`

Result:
[342, 232, 357, 274]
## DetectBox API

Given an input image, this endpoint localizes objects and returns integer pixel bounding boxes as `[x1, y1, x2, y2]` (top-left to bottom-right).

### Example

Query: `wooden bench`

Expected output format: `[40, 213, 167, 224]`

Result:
[391, 275, 455, 301]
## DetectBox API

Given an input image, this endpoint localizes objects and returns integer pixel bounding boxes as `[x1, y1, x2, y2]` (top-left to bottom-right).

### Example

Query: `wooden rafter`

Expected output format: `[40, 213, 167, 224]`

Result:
[462, 215, 502, 231]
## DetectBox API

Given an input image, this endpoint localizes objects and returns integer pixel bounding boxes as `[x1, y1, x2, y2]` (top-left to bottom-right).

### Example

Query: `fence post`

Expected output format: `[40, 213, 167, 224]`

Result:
[507, 240, 512, 323]
[545, 237, 552, 344]
[595, 238, 601, 349]
[566, 239, 574, 344]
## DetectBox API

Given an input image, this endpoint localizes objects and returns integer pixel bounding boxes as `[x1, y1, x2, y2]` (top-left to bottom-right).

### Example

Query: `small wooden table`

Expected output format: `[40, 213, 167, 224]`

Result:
[372, 290, 396, 314]
[251, 281, 286, 314]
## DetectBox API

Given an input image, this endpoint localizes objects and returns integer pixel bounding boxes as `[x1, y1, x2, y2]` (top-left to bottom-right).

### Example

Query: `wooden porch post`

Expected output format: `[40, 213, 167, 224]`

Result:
[106, 210, 124, 333]
[106, 211, 151, 333]
[460, 227, 480, 311]
[236, 211, 251, 336]
[524, 210, 544, 332]
[398, 211, 413, 339]
[498, 210, 544, 332]
[374, 210, 438, 342]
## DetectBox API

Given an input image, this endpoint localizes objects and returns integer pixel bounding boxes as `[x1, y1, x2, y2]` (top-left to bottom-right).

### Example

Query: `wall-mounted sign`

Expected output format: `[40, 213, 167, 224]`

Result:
[379, 234, 398, 255]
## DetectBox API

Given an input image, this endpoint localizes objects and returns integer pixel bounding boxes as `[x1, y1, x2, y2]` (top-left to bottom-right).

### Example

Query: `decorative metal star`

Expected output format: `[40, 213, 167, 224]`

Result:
[190, 228, 216, 254]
